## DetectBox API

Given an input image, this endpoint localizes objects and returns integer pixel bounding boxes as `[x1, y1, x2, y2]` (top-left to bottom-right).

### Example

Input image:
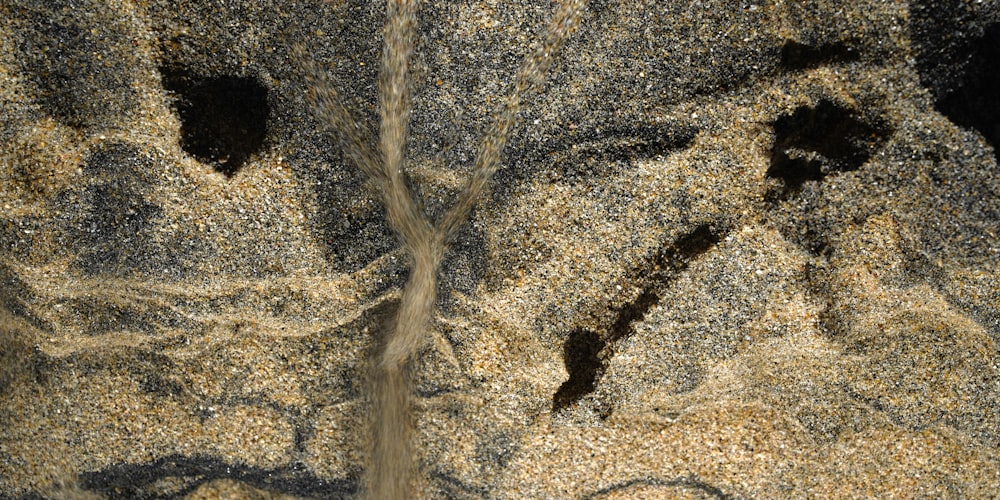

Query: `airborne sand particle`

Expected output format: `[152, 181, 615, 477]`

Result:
[303, 1, 585, 497]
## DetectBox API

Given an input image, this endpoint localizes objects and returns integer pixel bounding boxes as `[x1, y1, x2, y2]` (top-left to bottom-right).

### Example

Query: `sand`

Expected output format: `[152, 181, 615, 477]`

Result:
[2, 0, 999, 498]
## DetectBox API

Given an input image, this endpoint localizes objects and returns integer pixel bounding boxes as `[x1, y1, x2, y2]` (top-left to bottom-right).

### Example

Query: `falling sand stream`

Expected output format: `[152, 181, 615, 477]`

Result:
[302, 1, 585, 497]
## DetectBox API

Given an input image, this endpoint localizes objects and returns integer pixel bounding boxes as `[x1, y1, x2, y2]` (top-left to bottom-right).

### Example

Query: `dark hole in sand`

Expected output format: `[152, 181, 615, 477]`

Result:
[767, 99, 891, 195]
[552, 225, 720, 414]
[160, 66, 270, 177]
[553, 328, 605, 413]
[934, 23, 1000, 163]
[779, 39, 859, 71]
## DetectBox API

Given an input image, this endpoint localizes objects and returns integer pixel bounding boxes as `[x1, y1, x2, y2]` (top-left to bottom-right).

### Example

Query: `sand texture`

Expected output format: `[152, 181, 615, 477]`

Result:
[2, 0, 1000, 498]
